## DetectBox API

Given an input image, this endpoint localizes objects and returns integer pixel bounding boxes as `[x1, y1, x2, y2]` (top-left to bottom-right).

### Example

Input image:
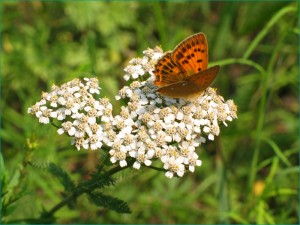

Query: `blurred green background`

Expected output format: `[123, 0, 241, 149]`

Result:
[1, 1, 298, 224]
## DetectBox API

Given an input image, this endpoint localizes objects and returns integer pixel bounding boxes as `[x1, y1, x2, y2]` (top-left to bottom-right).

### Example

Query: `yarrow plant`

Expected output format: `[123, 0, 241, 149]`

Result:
[28, 46, 237, 178]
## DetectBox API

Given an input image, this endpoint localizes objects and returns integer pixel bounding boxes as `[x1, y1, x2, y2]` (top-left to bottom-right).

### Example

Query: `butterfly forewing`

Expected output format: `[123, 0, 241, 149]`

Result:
[172, 33, 208, 76]
[154, 52, 185, 87]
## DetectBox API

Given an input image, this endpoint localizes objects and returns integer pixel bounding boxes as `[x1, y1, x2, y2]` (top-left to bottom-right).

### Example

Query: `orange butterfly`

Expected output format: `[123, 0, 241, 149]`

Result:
[154, 33, 220, 99]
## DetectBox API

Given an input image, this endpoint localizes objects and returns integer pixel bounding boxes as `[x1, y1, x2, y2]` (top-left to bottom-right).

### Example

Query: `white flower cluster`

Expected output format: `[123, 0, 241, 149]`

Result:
[123, 46, 164, 81]
[111, 47, 237, 178]
[28, 78, 113, 150]
[28, 47, 237, 179]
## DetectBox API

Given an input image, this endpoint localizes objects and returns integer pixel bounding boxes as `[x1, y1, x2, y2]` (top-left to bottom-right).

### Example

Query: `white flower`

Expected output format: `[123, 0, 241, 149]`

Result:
[163, 156, 185, 178]
[189, 158, 202, 172]
[89, 135, 103, 150]
[84, 77, 101, 94]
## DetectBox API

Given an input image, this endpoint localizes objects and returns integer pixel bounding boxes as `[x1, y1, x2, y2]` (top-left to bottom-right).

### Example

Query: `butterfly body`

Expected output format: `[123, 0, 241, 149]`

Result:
[154, 33, 219, 99]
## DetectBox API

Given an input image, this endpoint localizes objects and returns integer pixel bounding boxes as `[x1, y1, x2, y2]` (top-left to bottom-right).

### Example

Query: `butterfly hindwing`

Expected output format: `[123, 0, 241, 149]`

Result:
[172, 33, 208, 76]
[157, 66, 219, 98]
[156, 81, 201, 99]
[154, 52, 185, 87]
[187, 65, 220, 91]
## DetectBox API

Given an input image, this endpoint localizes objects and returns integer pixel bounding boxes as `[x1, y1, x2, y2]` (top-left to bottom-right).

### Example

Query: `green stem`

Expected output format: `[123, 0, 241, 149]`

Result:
[148, 164, 166, 172]
[42, 191, 78, 218]
[211, 58, 266, 74]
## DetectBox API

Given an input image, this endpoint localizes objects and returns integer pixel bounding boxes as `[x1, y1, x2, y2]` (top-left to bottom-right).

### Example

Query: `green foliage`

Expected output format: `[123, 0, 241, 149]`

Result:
[2, 1, 298, 224]
[79, 168, 116, 192]
[88, 192, 131, 214]
[29, 162, 76, 193]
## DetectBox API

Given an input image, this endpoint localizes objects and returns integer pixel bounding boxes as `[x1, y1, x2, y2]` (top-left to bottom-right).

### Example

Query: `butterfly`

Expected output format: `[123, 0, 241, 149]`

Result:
[154, 32, 220, 99]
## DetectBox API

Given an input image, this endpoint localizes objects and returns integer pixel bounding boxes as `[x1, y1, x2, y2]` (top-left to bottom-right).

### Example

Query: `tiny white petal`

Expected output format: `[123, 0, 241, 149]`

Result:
[133, 161, 141, 169]
[68, 127, 76, 136]
[57, 128, 64, 135]
[147, 149, 155, 158]
[39, 117, 50, 124]
[36, 111, 42, 118]
[123, 74, 130, 81]
[120, 160, 127, 167]
[110, 157, 117, 163]
[50, 111, 57, 118]
[196, 160, 202, 166]
[177, 170, 184, 177]
[144, 159, 152, 166]
[189, 166, 195, 172]
[129, 150, 137, 157]
[165, 171, 174, 178]
[176, 112, 184, 120]
[203, 126, 210, 133]
[88, 117, 96, 124]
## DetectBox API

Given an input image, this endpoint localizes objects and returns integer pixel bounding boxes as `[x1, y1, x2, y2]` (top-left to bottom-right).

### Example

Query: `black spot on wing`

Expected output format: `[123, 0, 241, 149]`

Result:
[175, 52, 184, 60]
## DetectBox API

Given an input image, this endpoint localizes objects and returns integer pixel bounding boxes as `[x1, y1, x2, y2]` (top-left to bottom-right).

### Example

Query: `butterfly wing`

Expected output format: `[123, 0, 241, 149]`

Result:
[157, 65, 220, 99]
[187, 65, 220, 91]
[154, 52, 185, 87]
[172, 33, 208, 76]
[156, 81, 201, 99]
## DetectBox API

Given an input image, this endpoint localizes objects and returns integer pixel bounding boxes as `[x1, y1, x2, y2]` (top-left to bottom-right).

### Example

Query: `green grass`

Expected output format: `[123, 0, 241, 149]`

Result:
[1, 1, 299, 224]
